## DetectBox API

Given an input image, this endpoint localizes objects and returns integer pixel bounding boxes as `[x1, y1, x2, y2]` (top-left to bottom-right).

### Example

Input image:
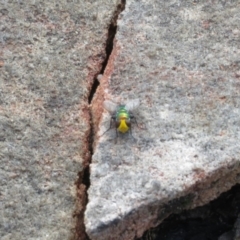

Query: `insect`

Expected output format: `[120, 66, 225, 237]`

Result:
[102, 99, 140, 140]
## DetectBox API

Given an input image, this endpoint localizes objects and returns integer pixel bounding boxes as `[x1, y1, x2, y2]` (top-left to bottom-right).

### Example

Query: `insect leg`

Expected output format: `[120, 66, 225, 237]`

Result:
[114, 128, 119, 144]
[130, 114, 139, 127]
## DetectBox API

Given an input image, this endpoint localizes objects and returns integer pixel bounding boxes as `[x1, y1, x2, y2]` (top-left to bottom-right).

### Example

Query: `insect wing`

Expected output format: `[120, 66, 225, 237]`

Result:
[103, 100, 118, 114]
[125, 98, 140, 111]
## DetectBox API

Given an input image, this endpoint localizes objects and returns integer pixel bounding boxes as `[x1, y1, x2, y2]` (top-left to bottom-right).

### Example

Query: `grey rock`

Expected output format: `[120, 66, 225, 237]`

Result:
[85, 0, 240, 239]
[0, 0, 120, 239]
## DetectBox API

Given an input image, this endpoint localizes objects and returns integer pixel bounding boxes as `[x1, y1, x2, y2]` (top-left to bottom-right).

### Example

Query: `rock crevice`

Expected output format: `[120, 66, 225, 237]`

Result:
[85, 1, 240, 240]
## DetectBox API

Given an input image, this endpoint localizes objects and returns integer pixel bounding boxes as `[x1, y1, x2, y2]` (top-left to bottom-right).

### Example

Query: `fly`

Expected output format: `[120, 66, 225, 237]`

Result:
[102, 98, 140, 141]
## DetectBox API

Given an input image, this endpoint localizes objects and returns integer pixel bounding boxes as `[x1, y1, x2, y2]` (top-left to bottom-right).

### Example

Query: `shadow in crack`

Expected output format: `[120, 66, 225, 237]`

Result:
[140, 184, 240, 240]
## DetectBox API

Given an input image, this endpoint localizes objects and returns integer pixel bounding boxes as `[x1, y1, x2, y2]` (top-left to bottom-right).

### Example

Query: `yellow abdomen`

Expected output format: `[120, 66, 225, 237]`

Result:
[118, 119, 129, 133]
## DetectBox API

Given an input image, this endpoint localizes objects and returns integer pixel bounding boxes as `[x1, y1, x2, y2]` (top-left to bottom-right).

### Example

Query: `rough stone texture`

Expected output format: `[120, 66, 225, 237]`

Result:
[139, 184, 240, 240]
[85, 0, 240, 240]
[0, 1, 120, 239]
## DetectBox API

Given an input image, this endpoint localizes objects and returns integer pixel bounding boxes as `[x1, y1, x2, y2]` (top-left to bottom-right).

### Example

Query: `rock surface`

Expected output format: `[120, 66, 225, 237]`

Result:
[0, 1, 120, 239]
[85, 1, 240, 240]
[139, 184, 240, 240]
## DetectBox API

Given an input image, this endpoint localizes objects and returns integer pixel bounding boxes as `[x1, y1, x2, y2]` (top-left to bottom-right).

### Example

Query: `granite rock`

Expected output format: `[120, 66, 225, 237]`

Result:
[0, 0, 120, 239]
[85, 0, 240, 239]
